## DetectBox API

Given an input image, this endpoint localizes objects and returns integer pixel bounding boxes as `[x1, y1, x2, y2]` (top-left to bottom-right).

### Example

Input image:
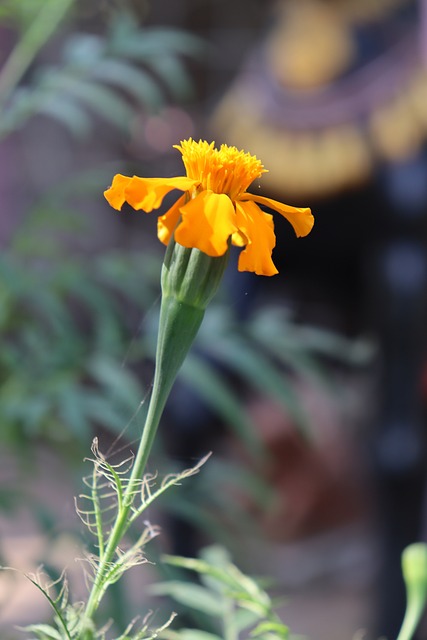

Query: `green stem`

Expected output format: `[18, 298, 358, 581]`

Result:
[0, 0, 73, 105]
[396, 543, 427, 640]
[126, 295, 205, 500]
[83, 296, 204, 623]
[396, 593, 426, 640]
[81, 242, 227, 633]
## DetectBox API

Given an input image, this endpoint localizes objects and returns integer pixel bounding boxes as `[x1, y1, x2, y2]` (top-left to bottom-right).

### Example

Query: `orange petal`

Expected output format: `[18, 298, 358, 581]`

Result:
[235, 201, 278, 276]
[125, 176, 198, 212]
[231, 230, 247, 247]
[157, 193, 186, 245]
[104, 174, 133, 210]
[241, 193, 314, 238]
[175, 190, 237, 257]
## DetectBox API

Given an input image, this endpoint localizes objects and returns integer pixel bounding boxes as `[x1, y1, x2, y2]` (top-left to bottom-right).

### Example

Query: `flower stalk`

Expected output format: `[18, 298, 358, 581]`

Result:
[82, 240, 228, 626]
[126, 240, 229, 497]
[396, 543, 427, 640]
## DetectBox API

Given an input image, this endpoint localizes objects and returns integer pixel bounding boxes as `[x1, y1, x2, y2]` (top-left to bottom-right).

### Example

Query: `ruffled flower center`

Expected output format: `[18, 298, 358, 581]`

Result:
[174, 139, 266, 200]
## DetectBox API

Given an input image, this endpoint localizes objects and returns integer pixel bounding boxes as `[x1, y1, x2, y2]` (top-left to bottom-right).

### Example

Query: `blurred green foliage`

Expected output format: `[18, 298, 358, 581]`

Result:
[0, 0, 202, 455]
[153, 546, 290, 640]
[0, 0, 203, 138]
[0, 238, 159, 451]
[0, 0, 61, 30]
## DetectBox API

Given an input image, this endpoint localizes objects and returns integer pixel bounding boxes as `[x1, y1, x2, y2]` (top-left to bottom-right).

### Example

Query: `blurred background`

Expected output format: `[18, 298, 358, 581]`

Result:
[0, 1, 427, 639]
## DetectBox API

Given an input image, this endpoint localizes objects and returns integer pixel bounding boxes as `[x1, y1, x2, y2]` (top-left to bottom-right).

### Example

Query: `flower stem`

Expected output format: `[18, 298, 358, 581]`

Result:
[82, 295, 204, 624]
[396, 592, 426, 640]
[81, 242, 228, 633]
[396, 544, 427, 640]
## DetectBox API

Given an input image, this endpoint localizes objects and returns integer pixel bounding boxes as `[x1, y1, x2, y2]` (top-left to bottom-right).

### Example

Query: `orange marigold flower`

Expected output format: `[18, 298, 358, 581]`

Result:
[104, 139, 314, 276]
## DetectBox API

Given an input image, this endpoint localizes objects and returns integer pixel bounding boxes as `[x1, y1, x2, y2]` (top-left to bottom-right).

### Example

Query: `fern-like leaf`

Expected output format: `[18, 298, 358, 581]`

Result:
[0, 11, 202, 140]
